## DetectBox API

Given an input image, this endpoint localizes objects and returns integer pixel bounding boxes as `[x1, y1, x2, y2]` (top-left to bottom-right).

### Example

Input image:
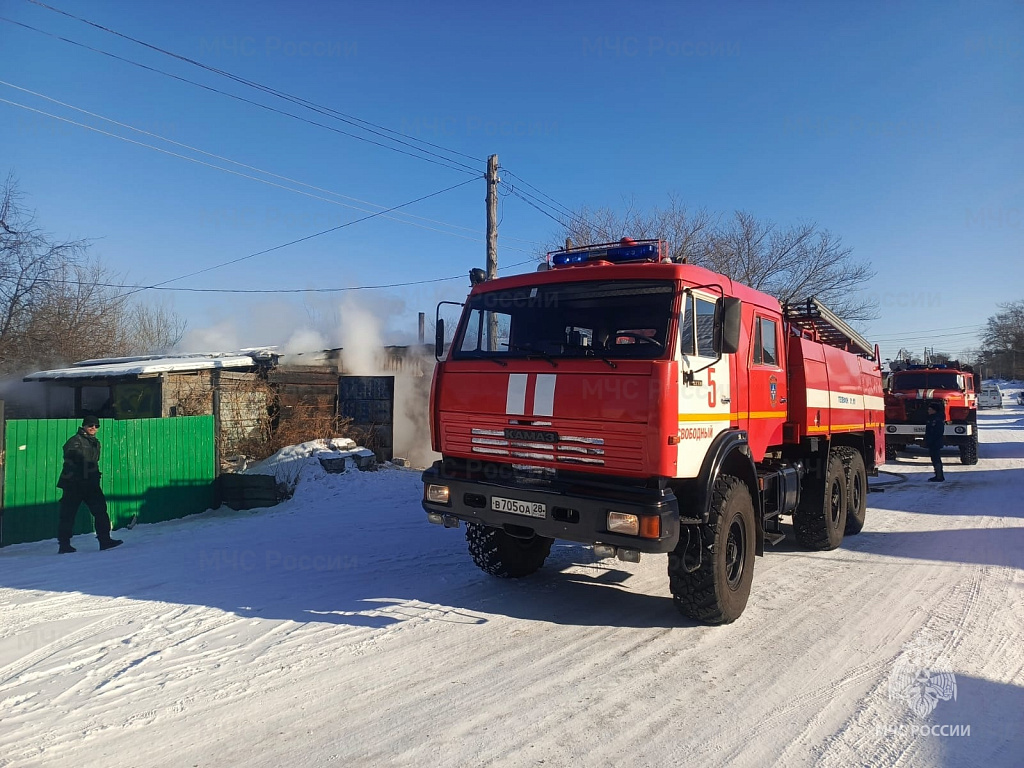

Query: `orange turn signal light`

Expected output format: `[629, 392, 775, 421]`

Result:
[639, 516, 661, 539]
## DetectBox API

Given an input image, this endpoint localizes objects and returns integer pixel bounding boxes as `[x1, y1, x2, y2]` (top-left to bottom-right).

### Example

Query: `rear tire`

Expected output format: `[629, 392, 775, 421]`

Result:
[794, 450, 848, 550]
[465, 523, 552, 578]
[959, 436, 979, 465]
[668, 475, 756, 625]
[885, 443, 898, 461]
[842, 449, 867, 535]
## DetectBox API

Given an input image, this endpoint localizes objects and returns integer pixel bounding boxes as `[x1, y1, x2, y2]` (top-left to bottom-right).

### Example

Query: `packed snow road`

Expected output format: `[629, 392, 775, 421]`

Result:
[1, 411, 1022, 767]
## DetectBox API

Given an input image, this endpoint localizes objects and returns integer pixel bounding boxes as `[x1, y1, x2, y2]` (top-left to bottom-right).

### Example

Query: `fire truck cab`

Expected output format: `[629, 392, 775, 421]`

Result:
[884, 362, 979, 464]
[423, 240, 883, 623]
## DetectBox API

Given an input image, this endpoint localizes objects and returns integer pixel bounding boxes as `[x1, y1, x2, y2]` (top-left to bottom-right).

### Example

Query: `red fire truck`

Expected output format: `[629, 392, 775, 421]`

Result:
[883, 362, 979, 464]
[422, 240, 884, 623]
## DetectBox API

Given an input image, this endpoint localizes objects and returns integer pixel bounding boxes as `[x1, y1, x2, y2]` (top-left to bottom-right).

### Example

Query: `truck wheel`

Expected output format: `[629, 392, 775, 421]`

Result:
[959, 436, 979, 465]
[794, 450, 848, 550]
[668, 475, 755, 625]
[843, 449, 867, 535]
[465, 523, 553, 578]
[885, 442, 898, 461]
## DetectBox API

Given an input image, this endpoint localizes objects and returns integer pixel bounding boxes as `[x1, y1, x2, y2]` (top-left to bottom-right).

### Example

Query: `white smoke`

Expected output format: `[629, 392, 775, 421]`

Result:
[336, 297, 385, 375]
[174, 294, 439, 467]
[282, 328, 328, 357]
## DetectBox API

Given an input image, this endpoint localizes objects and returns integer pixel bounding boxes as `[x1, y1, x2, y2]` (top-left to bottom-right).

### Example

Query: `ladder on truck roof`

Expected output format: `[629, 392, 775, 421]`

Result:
[783, 297, 876, 359]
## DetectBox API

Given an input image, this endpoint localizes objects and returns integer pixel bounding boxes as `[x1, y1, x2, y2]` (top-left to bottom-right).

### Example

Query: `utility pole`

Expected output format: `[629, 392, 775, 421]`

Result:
[486, 153, 499, 350]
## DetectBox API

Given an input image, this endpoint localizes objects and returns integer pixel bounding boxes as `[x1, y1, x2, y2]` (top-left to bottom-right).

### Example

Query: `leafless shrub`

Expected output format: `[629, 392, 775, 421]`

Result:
[230, 382, 355, 462]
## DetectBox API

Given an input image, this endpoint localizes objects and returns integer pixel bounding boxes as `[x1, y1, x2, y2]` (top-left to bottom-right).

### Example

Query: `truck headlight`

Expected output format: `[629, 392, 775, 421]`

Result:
[426, 484, 450, 504]
[607, 511, 639, 535]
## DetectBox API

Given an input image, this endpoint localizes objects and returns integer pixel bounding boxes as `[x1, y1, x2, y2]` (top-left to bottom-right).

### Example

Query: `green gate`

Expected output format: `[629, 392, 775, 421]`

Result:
[1, 416, 216, 546]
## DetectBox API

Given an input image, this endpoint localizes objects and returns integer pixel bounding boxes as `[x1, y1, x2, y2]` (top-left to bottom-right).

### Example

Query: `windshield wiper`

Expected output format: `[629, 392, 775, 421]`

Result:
[508, 343, 558, 368]
[563, 342, 617, 368]
[462, 351, 507, 366]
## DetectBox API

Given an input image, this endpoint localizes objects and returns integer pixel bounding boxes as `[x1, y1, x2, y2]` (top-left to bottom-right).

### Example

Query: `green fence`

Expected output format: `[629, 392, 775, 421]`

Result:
[1, 416, 217, 546]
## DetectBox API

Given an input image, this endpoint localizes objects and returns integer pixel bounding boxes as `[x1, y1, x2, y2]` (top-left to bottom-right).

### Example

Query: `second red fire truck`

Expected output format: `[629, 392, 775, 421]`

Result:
[422, 240, 884, 623]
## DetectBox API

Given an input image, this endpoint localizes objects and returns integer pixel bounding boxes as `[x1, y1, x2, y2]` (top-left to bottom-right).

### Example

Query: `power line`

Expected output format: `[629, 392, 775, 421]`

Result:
[2, 84, 546, 251]
[0, 15, 479, 176]
[503, 184, 569, 229]
[33, 257, 541, 295]
[502, 169, 583, 225]
[35, 274, 470, 293]
[869, 323, 986, 340]
[2, 96, 489, 245]
[871, 329, 985, 343]
[500, 179, 595, 233]
[21, 1, 484, 171]
[1, 83, 489, 243]
[119, 176, 480, 297]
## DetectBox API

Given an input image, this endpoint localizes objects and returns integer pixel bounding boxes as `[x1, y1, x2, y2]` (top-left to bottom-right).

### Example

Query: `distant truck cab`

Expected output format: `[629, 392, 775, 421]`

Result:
[884, 361, 979, 464]
[978, 385, 1003, 409]
[422, 239, 884, 624]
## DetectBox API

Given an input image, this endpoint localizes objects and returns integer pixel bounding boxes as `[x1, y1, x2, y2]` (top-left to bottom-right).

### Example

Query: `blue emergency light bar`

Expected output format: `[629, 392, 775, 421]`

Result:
[548, 239, 666, 266]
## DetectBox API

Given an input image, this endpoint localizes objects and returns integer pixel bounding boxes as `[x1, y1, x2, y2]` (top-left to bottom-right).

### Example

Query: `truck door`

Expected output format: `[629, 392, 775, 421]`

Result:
[746, 314, 787, 460]
[676, 291, 732, 478]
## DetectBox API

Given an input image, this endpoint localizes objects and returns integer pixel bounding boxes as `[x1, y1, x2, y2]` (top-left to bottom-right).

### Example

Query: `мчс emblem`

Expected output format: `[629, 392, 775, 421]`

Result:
[769, 375, 778, 407]
[887, 637, 958, 718]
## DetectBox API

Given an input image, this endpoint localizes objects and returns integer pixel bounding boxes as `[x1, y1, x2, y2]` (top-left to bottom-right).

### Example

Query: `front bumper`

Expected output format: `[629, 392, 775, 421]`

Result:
[421, 461, 681, 553]
[884, 423, 974, 446]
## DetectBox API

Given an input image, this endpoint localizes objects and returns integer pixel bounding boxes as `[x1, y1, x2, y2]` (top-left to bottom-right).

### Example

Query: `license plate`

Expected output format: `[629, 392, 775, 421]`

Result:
[491, 496, 546, 518]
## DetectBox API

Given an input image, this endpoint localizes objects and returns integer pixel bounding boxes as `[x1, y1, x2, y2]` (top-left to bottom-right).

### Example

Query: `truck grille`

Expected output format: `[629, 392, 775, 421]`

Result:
[441, 416, 647, 473]
[903, 400, 933, 424]
[470, 428, 606, 465]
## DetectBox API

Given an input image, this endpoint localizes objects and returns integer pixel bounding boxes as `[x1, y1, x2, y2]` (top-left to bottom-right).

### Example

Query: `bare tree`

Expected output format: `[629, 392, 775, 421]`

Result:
[123, 300, 187, 355]
[703, 212, 876, 321]
[980, 301, 1024, 379]
[0, 174, 186, 374]
[557, 198, 877, 321]
[0, 173, 90, 366]
[982, 300, 1024, 352]
[562, 195, 717, 263]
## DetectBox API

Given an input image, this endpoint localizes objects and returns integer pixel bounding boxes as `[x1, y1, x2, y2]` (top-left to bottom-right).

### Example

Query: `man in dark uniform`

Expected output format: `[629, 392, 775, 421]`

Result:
[56, 416, 123, 553]
[924, 402, 946, 482]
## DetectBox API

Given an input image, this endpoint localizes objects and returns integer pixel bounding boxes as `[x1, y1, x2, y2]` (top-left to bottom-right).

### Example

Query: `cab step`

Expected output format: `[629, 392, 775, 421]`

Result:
[764, 531, 786, 546]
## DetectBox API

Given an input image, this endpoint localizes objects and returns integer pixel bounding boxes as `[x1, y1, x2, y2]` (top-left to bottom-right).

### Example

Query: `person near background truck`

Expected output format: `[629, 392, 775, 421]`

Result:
[924, 402, 946, 482]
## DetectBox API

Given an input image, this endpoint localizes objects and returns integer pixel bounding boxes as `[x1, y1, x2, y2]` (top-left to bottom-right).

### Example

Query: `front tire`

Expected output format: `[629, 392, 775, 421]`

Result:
[794, 450, 848, 550]
[959, 435, 979, 465]
[668, 475, 756, 625]
[465, 523, 552, 578]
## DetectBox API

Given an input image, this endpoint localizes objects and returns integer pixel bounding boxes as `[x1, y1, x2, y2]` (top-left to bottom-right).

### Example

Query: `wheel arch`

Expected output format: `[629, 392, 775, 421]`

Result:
[676, 429, 762, 555]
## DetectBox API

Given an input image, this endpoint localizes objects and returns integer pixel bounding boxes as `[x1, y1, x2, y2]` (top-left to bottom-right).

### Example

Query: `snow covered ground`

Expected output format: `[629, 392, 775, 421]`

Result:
[1, 410, 1022, 767]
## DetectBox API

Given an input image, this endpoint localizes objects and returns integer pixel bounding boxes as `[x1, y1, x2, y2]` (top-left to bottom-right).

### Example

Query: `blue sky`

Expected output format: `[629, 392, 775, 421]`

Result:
[2, 0, 1021, 361]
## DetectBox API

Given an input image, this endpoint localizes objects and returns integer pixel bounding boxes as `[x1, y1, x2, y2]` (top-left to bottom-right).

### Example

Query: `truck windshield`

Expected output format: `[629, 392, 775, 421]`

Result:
[452, 279, 676, 361]
[891, 372, 961, 390]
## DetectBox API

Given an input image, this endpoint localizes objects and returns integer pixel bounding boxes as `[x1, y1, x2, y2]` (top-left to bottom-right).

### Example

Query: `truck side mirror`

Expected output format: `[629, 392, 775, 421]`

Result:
[718, 297, 742, 355]
[435, 319, 446, 360]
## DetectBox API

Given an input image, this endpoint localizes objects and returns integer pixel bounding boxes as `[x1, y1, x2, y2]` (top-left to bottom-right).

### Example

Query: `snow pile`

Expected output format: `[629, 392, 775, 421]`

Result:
[243, 438, 378, 491]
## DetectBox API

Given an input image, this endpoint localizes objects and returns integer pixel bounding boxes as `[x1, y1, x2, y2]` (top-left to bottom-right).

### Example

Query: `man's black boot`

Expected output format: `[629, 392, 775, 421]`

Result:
[99, 538, 123, 551]
[58, 542, 76, 554]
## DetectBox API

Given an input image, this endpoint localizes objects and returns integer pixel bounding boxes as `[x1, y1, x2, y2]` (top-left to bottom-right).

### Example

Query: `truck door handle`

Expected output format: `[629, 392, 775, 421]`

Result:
[780, 398, 787, 403]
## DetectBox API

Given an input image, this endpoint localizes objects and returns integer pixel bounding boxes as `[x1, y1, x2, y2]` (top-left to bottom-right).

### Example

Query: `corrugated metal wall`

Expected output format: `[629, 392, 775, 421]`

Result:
[1, 416, 216, 546]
